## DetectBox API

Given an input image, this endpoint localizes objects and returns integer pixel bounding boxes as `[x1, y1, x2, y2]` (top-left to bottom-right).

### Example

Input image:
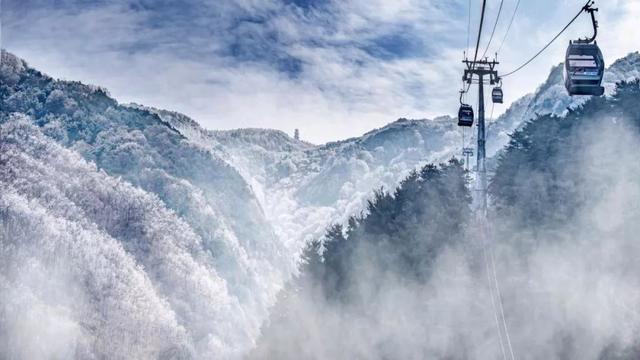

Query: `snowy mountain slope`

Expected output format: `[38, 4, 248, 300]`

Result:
[154, 110, 464, 260]
[487, 51, 640, 156]
[262, 117, 464, 251]
[1, 117, 238, 358]
[3, 46, 640, 359]
[156, 53, 640, 265]
[0, 51, 290, 358]
[160, 53, 640, 291]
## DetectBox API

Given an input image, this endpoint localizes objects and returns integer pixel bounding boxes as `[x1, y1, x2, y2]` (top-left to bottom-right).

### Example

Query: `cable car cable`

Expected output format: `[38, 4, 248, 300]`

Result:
[501, 0, 593, 78]
[481, 98, 516, 360]
[483, 104, 516, 359]
[490, 244, 516, 360]
[481, 0, 505, 60]
[485, 219, 516, 360]
[462, 0, 486, 92]
[471, 0, 489, 68]
[467, 0, 472, 57]
[496, 0, 522, 54]
[481, 222, 508, 360]
[460, 0, 473, 97]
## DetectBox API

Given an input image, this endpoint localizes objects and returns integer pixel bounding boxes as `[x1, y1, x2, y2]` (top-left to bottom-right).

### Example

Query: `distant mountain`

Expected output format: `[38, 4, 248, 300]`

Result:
[149, 51, 640, 274]
[154, 110, 464, 253]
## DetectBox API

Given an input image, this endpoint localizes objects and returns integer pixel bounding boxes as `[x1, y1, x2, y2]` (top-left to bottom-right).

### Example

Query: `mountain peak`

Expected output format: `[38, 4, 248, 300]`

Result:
[611, 51, 640, 66]
[605, 51, 640, 86]
[210, 128, 313, 152]
[1, 50, 28, 82]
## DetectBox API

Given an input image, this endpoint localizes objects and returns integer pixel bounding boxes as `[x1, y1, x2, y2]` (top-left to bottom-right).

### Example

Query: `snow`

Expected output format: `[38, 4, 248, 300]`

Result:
[486, 51, 640, 158]
[153, 112, 466, 266]
[2, 48, 640, 358]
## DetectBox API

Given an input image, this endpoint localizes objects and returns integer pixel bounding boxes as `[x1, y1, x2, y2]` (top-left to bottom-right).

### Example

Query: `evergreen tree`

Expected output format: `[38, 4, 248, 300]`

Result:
[490, 80, 640, 229]
[305, 159, 471, 301]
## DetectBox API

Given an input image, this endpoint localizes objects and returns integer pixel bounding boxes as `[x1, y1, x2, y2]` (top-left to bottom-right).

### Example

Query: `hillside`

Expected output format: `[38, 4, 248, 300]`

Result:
[251, 160, 472, 359]
[487, 80, 640, 360]
[491, 80, 640, 227]
[0, 50, 289, 358]
[151, 52, 640, 255]
[154, 107, 465, 258]
[3, 46, 640, 359]
[0, 49, 481, 358]
[251, 81, 640, 360]
[486, 52, 640, 156]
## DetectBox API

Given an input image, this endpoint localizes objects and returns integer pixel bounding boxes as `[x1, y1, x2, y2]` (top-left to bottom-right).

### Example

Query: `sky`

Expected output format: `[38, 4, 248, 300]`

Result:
[1, 0, 638, 143]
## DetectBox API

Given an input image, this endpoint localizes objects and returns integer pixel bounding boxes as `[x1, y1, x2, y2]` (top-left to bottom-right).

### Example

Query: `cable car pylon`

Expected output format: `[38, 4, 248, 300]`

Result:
[461, 57, 500, 215]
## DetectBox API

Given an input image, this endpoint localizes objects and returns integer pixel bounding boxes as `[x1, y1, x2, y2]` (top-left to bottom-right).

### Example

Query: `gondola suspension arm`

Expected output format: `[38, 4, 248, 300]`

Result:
[501, 0, 595, 78]
[580, 2, 598, 43]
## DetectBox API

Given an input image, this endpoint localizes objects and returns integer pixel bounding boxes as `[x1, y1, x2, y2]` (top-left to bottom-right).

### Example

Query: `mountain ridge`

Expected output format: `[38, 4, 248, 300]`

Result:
[2, 47, 640, 358]
[1, 49, 291, 358]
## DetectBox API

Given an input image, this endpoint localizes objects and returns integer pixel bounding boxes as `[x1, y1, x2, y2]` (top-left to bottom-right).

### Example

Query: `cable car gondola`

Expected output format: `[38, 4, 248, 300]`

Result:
[565, 41, 604, 96]
[457, 89, 474, 127]
[564, 3, 604, 96]
[458, 104, 474, 127]
[492, 86, 503, 103]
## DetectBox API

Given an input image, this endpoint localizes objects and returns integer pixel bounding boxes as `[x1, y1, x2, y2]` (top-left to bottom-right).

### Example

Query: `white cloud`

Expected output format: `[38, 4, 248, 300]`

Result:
[1, 0, 636, 143]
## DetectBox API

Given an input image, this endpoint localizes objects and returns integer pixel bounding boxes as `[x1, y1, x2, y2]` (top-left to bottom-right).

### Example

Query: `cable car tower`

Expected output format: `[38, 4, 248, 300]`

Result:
[462, 58, 500, 215]
[462, 147, 474, 171]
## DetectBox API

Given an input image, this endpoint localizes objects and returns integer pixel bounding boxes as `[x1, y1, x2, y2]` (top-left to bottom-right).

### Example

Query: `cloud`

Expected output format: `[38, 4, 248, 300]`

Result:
[1, 0, 637, 143]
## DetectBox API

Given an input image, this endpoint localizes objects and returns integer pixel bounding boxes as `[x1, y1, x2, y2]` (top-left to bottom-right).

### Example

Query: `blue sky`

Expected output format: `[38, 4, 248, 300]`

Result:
[1, 0, 638, 143]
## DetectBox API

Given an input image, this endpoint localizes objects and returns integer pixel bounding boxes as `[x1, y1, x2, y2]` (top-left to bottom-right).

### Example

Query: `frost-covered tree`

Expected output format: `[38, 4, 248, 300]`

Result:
[252, 160, 472, 358]
[0, 50, 292, 357]
[0, 116, 269, 358]
[490, 80, 640, 229]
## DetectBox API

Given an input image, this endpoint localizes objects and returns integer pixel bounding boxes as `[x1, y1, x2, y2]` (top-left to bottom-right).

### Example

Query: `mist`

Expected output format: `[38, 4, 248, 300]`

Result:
[250, 94, 640, 359]
[2, 45, 640, 359]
